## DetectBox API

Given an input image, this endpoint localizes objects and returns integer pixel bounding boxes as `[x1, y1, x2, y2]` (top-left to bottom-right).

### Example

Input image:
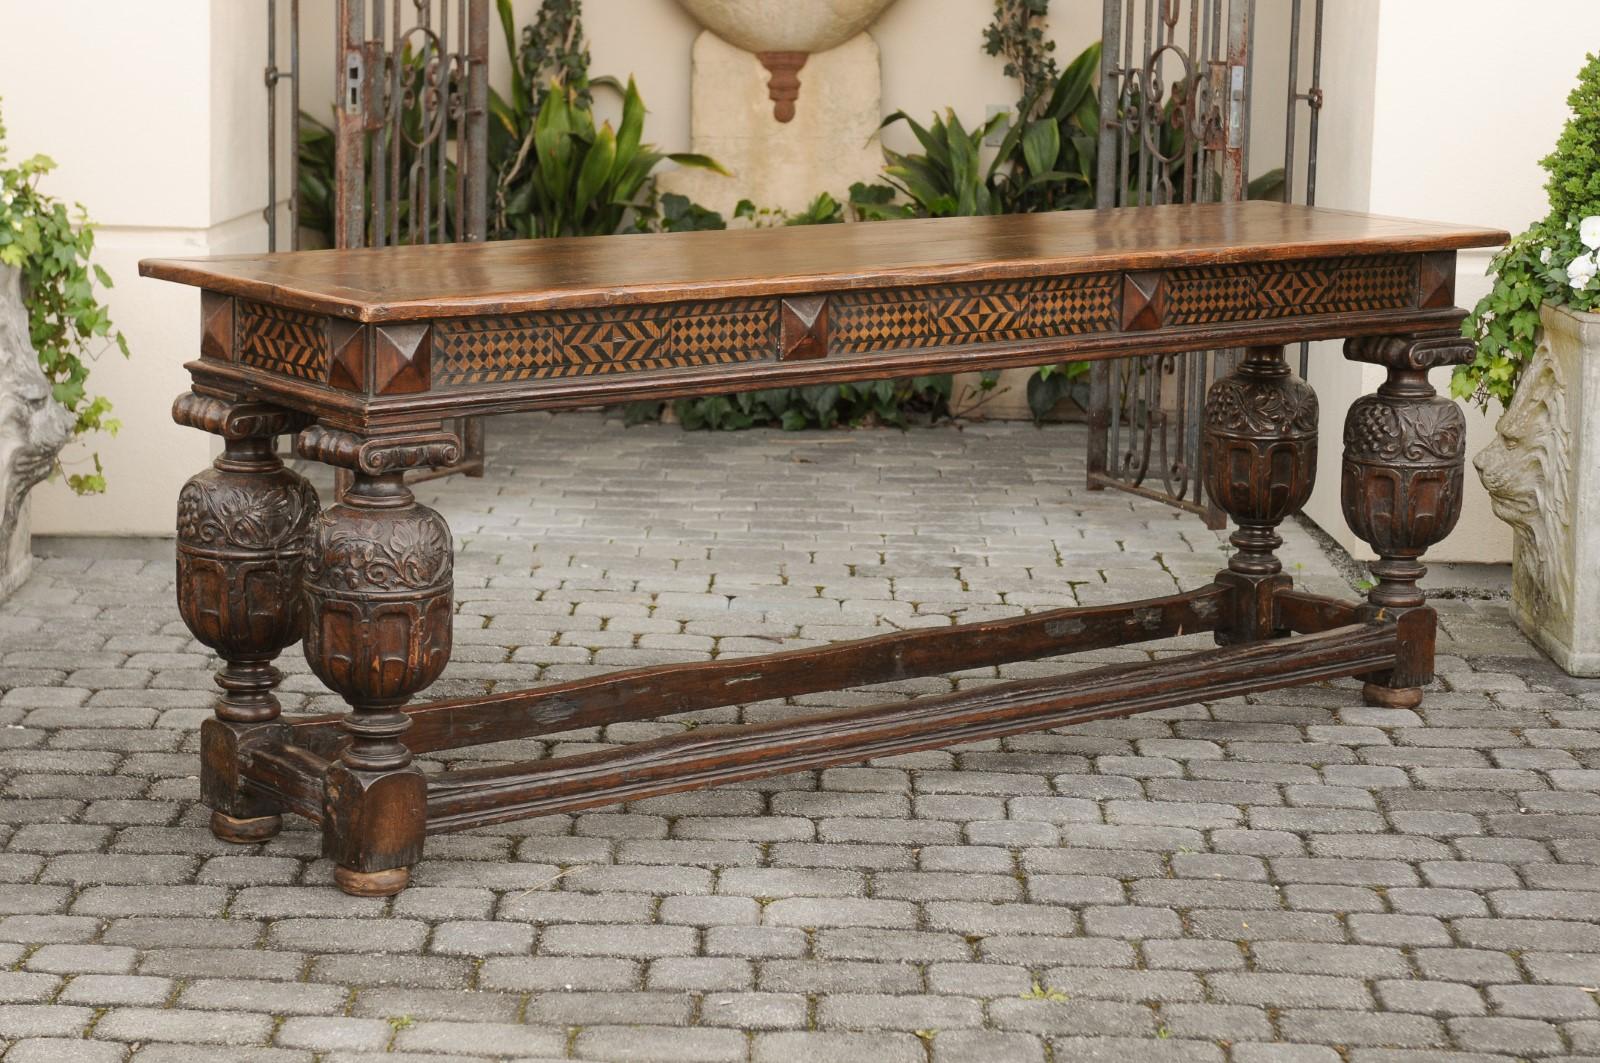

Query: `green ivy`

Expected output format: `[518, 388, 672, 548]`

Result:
[983, 0, 1059, 122]
[1455, 53, 1600, 410]
[0, 99, 127, 495]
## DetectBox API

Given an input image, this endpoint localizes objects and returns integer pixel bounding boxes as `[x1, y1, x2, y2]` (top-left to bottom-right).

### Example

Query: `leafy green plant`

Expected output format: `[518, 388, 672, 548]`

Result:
[489, 0, 723, 239]
[0, 100, 127, 494]
[296, 111, 336, 246]
[997, 40, 1102, 213]
[1455, 53, 1600, 410]
[670, 377, 956, 432]
[984, 0, 1058, 122]
[874, 108, 1011, 218]
[1025, 360, 1091, 424]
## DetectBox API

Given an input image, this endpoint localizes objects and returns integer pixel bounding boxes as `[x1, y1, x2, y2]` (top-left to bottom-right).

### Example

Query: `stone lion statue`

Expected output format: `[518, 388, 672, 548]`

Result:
[0, 265, 74, 595]
[1474, 335, 1573, 625]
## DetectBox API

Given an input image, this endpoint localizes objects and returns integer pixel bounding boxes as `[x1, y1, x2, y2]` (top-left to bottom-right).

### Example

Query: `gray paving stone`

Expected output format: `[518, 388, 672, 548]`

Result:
[4, 414, 1595, 1062]
[5, 1040, 129, 1063]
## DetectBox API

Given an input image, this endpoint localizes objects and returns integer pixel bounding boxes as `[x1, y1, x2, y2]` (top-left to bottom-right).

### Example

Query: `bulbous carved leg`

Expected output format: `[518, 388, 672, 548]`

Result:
[172, 393, 317, 843]
[300, 426, 457, 896]
[1341, 334, 1474, 708]
[1203, 345, 1319, 643]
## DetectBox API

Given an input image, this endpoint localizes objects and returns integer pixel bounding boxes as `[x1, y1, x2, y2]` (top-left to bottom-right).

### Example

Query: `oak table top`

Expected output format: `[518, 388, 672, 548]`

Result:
[142, 202, 1505, 322]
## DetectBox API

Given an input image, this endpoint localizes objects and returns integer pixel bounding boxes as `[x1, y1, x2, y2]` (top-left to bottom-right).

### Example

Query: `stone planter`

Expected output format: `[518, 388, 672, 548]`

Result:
[0, 265, 74, 600]
[1475, 303, 1600, 675]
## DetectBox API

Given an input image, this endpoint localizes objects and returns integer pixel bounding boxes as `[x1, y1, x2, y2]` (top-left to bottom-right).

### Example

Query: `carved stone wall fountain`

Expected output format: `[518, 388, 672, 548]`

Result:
[659, 0, 901, 217]
[0, 266, 74, 600]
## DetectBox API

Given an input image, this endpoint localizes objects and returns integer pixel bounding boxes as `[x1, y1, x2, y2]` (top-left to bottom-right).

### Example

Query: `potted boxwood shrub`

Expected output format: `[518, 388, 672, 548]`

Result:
[1462, 53, 1600, 675]
[0, 101, 127, 598]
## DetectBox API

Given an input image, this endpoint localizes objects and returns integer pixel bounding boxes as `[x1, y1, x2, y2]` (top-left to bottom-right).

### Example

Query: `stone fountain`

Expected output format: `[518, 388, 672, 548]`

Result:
[658, 0, 902, 218]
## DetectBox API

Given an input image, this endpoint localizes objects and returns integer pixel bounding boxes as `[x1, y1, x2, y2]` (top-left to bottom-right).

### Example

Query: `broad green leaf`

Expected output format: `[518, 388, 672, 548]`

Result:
[1022, 119, 1061, 179]
[575, 122, 617, 217]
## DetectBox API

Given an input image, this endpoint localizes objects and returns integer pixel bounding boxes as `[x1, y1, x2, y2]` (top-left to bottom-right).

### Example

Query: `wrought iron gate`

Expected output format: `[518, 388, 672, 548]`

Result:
[1086, 0, 1324, 527]
[266, 0, 491, 479]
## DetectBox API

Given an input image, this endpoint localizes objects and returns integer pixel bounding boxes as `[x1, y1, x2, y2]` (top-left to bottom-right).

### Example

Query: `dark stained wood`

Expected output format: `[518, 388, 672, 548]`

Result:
[1202, 344, 1319, 646]
[140, 203, 1505, 322]
[1340, 332, 1474, 707]
[1274, 589, 1363, 634]
[238, 744, 329, 825]
[424, 620, 1399, 833]
[175, 394, 319, 836]
[287, 584, 1233, 758]
[154, 205, 1504, 894]
[302, 469, 450, 879]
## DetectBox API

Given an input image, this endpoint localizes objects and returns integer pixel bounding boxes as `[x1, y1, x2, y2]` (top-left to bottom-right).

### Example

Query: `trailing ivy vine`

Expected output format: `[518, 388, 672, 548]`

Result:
[983, 0, 1060, 122]
[0, 100, 127, 494]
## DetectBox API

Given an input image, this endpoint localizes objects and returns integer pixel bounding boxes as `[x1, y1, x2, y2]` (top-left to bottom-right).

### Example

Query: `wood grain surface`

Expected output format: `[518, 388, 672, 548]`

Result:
[140, 203, 1506, 323]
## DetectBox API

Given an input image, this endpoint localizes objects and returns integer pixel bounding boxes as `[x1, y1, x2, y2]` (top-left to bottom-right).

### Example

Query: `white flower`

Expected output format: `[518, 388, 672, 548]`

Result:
[1568, 252, 1599, 290]
[1581, 214, 1600, 251]
[1541, 246, 1554, 264]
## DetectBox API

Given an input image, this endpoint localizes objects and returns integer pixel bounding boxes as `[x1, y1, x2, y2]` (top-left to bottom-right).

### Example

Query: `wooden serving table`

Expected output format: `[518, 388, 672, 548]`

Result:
[142, 203, 1506, 896]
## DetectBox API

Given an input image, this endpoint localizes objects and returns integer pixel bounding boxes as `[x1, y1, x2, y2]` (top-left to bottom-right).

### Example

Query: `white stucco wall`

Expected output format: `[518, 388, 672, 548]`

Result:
[0, 1, 274, 537]
[1301, 0, 1600, 564]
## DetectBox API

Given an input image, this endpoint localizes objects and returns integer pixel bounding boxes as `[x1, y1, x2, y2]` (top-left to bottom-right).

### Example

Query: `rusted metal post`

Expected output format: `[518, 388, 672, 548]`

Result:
[1087, 0, 1124, 492]
[335, 0, 368, 250]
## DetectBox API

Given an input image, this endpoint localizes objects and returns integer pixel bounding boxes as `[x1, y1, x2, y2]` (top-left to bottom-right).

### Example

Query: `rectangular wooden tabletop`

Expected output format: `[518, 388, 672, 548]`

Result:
[140, 202, 1507, 324]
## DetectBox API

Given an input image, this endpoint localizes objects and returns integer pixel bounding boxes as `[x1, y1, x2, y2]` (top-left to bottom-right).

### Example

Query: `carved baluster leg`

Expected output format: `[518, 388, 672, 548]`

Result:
[172, 393, 317, 843]
[299, 426, 458, 896]
[1341, 334, 1474, 708]
[1203, 345, 1319, 643]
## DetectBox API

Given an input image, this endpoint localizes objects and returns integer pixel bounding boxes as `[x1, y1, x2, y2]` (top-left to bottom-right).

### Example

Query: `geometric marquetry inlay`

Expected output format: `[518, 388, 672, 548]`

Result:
[236, 300, 327, 382]
[1162, 255, 1417, 327]
[432, 299, 779, 388]
[828, 275, 1122, 356]
[423, 256, 1432, 390]
[219, 256, 1440, 397]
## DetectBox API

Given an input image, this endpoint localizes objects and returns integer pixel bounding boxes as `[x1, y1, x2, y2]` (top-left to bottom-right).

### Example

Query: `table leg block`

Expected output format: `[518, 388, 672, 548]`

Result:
[172, 393, 317, 840]
[1341, 333, 1475, 707]
[300, 455, 453, 895]
[1202, 344, 1318, 644]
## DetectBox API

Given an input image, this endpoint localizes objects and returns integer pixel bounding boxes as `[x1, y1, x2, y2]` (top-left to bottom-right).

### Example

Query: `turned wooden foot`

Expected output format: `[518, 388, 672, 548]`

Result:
[1202, 345, 1318, 643]
[1341, 334, 1474, 708]
[1361, 682, 1424, 710]
[210, 811, 283, 843]
[333, 865, 411, 897]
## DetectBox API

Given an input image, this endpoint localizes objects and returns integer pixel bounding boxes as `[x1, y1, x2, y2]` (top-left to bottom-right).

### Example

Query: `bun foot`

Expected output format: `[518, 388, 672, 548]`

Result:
[1361, 682, 1424, 710]
[333, 865, 410, 897]
[210, 811, 282, 844]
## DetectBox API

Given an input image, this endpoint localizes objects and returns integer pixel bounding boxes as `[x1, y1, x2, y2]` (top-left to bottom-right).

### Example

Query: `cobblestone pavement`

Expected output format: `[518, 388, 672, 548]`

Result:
[2, 412, 1599, 1063]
